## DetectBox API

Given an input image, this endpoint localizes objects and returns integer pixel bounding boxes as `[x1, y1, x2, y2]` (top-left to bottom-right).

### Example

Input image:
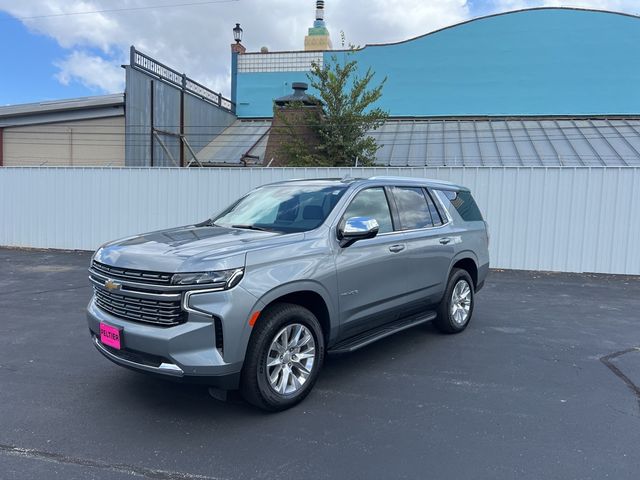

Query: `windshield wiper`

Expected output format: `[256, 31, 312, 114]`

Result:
[195, 218, 217, 227]
[231, 224, 271, 232]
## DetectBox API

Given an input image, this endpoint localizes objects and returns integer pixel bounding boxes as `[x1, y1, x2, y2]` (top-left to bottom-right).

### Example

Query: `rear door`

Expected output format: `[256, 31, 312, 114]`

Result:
[334, 187, 408, 337]
[388, 186, 455, 313]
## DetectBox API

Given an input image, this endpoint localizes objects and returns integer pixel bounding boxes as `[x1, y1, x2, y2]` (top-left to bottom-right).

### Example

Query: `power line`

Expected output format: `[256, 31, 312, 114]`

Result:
[3, 120, 640, 130]
[5, 128, 640, 144]
[4, 152, 634, 161]
[6, 0, 239, 21]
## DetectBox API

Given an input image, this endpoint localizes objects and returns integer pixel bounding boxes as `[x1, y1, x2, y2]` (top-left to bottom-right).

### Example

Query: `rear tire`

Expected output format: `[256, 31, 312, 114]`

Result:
[240, 303, 324, 411]
[434, 268, 475, 334]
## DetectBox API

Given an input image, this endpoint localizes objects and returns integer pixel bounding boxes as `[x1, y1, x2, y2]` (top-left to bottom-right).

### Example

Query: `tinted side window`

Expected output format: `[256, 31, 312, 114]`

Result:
[423, 189, 444, 226]
[441, 190, 484, 222]
[341, 188, 394, 233]
[391, 187, 433, 230]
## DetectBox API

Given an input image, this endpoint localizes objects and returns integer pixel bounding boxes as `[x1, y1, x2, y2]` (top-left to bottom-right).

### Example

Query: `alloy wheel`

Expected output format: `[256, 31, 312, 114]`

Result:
[266, 323, 316, 395]
[450, 279, 472, 326]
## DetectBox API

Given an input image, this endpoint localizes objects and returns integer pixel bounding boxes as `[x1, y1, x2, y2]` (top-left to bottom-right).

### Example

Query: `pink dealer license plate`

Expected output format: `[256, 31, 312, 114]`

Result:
[100, 323, 122, 350]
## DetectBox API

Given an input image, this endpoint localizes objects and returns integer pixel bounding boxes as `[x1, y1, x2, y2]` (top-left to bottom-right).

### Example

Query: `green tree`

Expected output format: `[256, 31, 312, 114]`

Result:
[276, 50, 388, 167]
[308, 53, 388, 166]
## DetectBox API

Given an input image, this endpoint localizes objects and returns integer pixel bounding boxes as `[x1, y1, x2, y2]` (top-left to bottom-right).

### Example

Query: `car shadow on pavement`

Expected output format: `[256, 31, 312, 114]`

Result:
[104, 320, 448, 418]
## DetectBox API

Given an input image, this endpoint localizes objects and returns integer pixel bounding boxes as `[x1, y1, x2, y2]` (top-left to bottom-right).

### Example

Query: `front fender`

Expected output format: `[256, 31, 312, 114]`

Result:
[236, 280, 339, 363]
[255, 280, 337, 320]
[258, 280, 337, 337]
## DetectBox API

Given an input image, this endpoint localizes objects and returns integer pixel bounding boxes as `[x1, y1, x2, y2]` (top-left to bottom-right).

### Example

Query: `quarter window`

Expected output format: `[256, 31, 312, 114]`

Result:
[341, 188, 394, 234]
[391, 187, 433, 230]
[440, 190, 484, 222]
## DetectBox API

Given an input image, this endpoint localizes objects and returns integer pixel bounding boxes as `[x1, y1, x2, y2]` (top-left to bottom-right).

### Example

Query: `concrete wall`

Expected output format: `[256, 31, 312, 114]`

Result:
[2, 117, 125, 167]
[236, 8, 640, 118]
[1, 166, 639, 275]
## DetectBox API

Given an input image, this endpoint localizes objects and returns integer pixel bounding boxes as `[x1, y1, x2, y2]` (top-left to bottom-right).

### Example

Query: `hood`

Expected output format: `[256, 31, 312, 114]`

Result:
[93, 225, 304, 273]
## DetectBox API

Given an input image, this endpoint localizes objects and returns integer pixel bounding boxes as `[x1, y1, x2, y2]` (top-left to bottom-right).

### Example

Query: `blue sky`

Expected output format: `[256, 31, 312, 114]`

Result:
[0, 12, 92, 104]
[1, 1, 637, 106]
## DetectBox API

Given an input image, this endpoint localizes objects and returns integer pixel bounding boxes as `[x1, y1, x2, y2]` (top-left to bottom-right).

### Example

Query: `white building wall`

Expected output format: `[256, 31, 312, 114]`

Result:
[3, 117, 125, 167]
[0, 166, 638, 274]
[237, 52, 324, 72]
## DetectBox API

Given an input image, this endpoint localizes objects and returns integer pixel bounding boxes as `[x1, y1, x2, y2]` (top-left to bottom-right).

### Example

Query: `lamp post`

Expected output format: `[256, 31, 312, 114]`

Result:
[233, 23, 243, 44]
[231, 23, 245, 112]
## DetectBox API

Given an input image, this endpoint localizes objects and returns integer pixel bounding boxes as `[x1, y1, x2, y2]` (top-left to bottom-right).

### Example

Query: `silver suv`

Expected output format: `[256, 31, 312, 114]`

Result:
[87, 176, 489, 410]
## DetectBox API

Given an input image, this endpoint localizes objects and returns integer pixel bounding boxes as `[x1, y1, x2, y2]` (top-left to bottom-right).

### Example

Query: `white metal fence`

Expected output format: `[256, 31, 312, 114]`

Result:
[1, 166, 639, 274]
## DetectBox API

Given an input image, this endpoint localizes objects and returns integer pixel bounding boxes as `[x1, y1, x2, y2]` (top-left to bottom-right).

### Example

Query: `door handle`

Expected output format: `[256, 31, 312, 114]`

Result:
[389, 244, 405, 253]
[439, 237, 451, 245]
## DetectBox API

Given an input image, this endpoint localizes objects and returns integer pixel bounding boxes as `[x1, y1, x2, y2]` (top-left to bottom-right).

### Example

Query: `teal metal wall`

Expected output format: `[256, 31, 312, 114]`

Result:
[236, 8, 640, 118]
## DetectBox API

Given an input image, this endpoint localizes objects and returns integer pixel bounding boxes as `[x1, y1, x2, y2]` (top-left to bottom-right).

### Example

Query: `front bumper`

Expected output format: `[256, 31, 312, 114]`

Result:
[87, 284, 262, 389]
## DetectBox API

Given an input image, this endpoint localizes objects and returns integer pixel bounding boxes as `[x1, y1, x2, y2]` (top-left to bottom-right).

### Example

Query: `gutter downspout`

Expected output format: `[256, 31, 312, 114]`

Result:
[68, 127, 74, 166]
[0, 127, 3, 167]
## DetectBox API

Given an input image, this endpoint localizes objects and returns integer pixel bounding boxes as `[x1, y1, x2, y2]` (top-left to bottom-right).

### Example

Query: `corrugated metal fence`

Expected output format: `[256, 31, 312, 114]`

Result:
[125, 67, 236, 167]
[1, 167, 639, 274]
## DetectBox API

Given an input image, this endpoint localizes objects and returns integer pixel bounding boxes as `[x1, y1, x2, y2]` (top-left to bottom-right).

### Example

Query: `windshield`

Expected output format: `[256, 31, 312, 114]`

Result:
[213, 184, 348, 233]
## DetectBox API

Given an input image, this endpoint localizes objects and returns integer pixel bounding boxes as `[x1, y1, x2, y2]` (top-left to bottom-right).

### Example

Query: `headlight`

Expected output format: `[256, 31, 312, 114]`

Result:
[171, 268, 244, 289]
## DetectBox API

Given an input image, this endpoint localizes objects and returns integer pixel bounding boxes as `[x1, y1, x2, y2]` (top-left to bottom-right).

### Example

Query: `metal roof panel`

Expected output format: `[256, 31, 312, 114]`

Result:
[197, 117, 640, 167]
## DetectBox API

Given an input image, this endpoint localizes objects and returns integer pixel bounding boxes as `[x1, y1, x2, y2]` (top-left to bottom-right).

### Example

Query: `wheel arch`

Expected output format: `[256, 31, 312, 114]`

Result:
[252, 281, 336, 345]
[448, 252, 479, 289]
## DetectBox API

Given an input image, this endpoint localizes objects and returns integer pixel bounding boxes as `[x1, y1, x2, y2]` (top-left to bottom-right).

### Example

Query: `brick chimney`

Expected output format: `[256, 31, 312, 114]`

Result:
[264, 82, 323, 166]
[231, 43, 246, 55]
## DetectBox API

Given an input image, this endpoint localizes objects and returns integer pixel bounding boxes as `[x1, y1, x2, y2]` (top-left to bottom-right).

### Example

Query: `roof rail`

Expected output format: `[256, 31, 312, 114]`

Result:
[368, 175, 459, 186]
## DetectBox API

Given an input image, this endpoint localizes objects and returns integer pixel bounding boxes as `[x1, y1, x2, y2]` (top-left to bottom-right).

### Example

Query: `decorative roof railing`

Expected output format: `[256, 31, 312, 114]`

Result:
[130, 46, 234, 113]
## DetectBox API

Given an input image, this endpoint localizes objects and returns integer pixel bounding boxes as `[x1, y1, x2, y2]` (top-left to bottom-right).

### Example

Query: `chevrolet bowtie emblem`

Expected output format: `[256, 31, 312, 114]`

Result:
[104, 279, 121, 291]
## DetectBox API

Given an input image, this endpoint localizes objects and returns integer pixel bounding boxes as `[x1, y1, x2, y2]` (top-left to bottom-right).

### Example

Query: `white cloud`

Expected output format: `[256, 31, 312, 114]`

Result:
[330, 0, 470, 46]
[54, 51, 125, 93]
[490, 0, 640, 14]
[0, 0, 638, 97]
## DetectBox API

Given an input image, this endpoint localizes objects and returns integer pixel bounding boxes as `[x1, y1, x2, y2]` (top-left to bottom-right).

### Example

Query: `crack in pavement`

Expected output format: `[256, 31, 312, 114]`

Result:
[600, 347, 640, 411]
[0, 444, 226, 480]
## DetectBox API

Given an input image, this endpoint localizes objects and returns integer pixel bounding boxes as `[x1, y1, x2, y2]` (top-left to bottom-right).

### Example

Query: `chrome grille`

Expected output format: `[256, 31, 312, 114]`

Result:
[93, 286, 185, 326]
[92, 261, 173, 285]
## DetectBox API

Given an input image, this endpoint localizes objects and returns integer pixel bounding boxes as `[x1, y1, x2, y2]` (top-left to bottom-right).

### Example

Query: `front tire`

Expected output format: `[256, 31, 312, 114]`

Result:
[434, 268, 475, 334]
[240, 303, 325, 411]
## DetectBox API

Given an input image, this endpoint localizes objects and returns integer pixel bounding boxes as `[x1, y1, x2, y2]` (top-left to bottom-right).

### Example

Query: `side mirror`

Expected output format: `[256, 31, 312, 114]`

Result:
[338, 216, 380, 248]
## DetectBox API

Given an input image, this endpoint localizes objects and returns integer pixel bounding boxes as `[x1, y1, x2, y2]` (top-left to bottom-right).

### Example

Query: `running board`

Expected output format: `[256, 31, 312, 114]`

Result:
[328, 311, 437, 354]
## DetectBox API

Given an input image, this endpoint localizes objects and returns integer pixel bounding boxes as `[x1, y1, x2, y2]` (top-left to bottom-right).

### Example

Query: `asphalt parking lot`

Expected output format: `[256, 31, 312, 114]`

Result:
[1, 248, 639, 480]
